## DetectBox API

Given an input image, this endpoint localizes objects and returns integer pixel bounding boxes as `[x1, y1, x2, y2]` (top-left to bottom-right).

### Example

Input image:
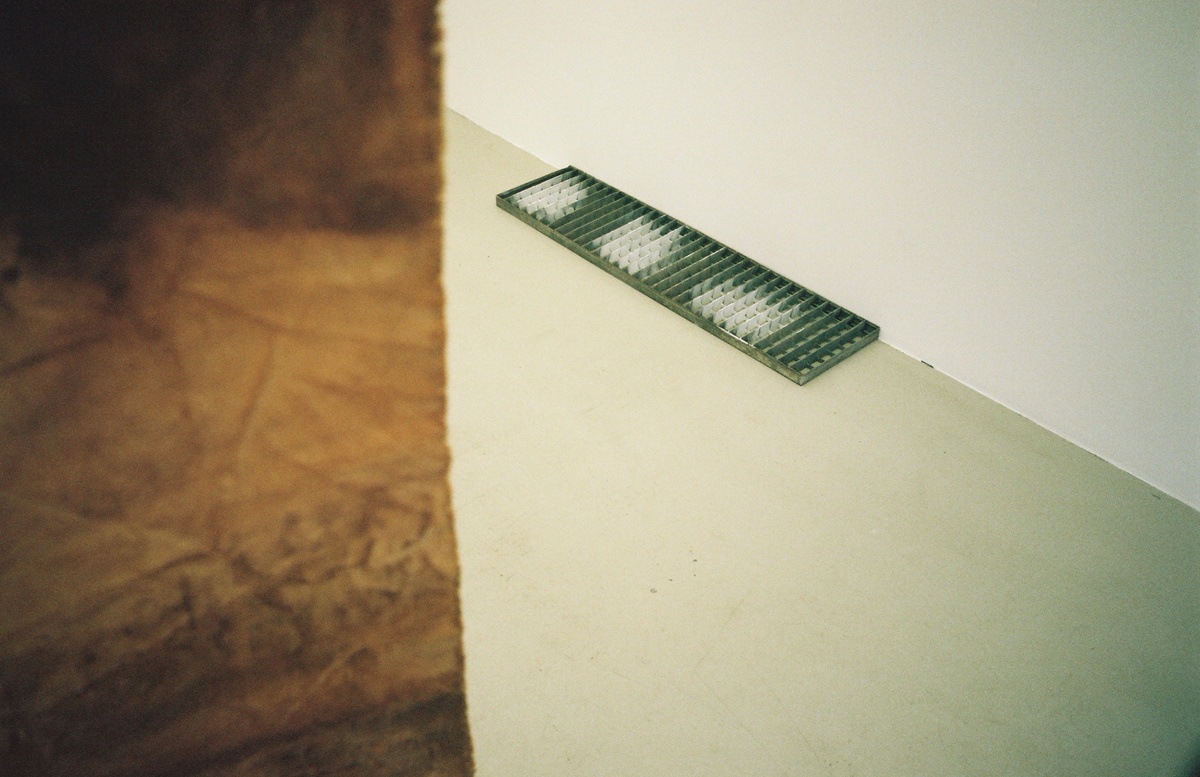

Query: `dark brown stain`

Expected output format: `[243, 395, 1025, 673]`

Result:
[0, 1, 440, 293]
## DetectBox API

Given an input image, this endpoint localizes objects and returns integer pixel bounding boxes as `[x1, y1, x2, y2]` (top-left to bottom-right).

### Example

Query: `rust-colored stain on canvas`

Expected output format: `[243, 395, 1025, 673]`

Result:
[0, 2, 470, 775]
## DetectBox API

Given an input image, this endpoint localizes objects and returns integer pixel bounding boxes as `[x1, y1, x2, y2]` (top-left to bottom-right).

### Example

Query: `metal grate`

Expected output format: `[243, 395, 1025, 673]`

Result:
[497, 166, 879, 385]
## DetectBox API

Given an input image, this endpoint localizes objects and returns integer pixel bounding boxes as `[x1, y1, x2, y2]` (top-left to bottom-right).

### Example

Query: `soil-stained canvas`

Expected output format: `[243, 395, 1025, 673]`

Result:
[0, 2, 471, 774]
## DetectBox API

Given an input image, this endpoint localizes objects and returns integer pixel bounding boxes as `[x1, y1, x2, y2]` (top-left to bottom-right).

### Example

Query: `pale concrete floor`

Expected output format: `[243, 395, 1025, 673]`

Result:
[442, 110, 1200, 777]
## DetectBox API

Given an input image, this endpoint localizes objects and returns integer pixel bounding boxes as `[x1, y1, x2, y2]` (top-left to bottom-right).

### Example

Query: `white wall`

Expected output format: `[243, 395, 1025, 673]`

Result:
[443, 1, 1200, 510]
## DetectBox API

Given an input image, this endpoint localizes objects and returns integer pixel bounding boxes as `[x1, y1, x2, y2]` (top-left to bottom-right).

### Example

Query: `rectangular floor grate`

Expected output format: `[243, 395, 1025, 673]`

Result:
[497, 166, 879, 385]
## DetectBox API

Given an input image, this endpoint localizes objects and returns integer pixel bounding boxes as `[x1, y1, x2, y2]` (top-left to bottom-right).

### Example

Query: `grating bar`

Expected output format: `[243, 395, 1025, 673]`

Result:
[497, 166, 879, 385]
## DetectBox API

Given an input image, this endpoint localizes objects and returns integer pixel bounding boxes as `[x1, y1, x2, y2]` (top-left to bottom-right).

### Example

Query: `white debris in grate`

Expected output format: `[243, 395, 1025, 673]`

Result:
[593, 218, 688, 276]
[688, 276, 808, 344]
[520, 178, 593, 223]
[590, 214, 654, 254]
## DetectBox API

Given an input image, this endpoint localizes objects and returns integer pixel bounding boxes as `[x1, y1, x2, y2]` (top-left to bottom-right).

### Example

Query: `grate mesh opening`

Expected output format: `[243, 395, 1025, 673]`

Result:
[497, 166, 879, 385]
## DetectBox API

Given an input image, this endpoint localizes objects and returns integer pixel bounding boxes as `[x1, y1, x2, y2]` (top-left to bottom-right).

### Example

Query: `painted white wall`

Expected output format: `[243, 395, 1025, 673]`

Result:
[443, 1, 1200, 510]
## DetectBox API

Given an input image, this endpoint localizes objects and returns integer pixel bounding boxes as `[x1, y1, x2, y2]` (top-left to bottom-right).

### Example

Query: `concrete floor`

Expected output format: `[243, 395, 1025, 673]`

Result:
[442, 111, 1200, 777]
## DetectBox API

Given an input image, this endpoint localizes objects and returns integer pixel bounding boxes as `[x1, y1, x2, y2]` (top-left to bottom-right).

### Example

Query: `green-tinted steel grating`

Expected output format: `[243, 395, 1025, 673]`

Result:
[497, 166, 879, 385]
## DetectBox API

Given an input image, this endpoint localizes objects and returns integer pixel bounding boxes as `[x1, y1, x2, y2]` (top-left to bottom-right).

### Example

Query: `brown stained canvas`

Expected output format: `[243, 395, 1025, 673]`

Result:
[0, 3, 471, 775]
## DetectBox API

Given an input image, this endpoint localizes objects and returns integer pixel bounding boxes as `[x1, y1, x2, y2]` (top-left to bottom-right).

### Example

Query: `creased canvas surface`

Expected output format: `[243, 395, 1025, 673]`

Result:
[0, 3, 470, 774]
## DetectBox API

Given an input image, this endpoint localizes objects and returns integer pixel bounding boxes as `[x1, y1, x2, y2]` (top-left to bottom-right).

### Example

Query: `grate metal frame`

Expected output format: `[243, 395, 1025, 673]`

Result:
[497, 166, 879, 385]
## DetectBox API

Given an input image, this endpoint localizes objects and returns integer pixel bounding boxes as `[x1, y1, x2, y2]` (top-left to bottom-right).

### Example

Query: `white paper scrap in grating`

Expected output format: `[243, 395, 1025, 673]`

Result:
[688, 278, 806, 344]
[525, 180, 592, 222]
[593, 216, 687, 275]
